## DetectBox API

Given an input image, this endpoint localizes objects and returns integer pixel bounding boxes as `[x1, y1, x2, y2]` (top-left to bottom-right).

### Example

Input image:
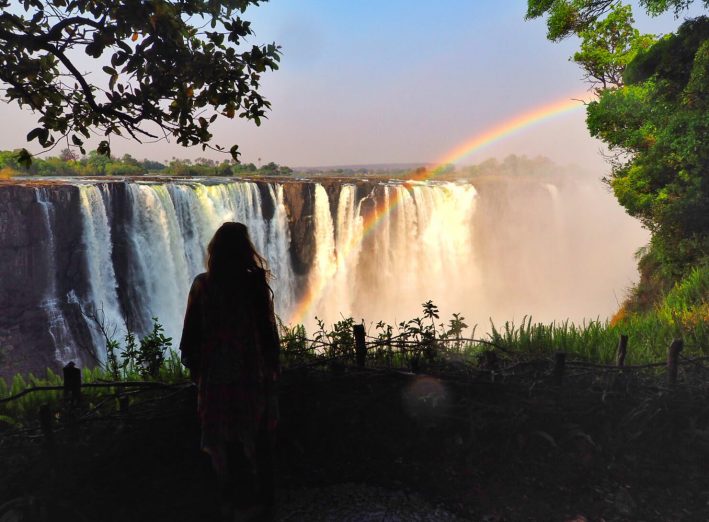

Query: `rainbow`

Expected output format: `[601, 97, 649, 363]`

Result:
[288, 91, 594, 325]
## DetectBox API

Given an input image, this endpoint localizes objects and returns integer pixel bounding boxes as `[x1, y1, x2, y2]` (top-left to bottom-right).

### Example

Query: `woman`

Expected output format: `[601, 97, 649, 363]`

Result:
[179, 222, 280, 521]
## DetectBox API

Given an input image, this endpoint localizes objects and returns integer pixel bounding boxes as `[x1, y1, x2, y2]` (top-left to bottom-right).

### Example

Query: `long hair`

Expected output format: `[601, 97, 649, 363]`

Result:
[206, 222, 273, 300]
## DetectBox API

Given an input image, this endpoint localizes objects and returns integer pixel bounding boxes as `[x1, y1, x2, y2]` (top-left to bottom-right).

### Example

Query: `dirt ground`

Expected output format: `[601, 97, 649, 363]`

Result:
[2, 363, 709, 521]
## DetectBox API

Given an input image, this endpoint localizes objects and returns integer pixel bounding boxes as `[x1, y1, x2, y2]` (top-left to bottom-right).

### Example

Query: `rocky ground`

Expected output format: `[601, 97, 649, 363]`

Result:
[2, 363, 709, 521]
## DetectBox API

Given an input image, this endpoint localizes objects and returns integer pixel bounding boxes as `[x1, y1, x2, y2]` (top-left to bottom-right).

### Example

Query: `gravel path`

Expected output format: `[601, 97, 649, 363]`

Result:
[274, 483, 468, 521]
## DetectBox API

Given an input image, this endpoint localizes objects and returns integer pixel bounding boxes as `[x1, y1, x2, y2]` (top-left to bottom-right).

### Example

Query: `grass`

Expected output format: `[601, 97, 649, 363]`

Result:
[2, 264, 707, 426]
[0, 351, 189, 428]
[487, 264, 709, 364]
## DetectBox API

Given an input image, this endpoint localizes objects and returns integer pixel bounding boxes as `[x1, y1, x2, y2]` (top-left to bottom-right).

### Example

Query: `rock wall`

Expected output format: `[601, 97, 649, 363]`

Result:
[0, 183, 92, 379]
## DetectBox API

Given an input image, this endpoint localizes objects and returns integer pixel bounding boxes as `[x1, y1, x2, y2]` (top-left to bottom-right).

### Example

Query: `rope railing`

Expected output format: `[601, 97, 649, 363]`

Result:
[0, 329, 705, 407]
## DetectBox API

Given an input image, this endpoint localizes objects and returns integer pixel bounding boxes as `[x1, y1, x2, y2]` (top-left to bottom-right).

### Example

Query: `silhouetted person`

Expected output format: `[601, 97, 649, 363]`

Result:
[179, 222, 280, 521]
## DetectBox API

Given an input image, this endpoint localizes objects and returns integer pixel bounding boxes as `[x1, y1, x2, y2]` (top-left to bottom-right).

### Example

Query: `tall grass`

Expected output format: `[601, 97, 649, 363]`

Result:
[2, 266, 707, 425]
[489, 264, 709, 363]
[0, 351, 189, 428]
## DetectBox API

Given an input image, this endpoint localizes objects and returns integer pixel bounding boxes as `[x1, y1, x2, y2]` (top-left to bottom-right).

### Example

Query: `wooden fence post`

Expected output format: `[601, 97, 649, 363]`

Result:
[39, 403, 55, 458]
[484, 350, 500, 373]
[63, 361, 81, 406]
[616, 334, 628, 368]
[667, 338, 683, 386]
[553, 352, 566, 386]
[353, 324, 367, 368]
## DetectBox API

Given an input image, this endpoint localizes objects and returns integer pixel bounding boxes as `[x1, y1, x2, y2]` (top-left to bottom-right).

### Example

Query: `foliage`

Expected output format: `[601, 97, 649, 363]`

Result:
[587, 17, 709, 274]
[0, 0, 280, 163]
[528, 0, 709, 300]
[166, 157, 234, 176]
[526, 0, 708, 41]
[0, 316, 184, 426]
[100, 317, 174, 378]
[135, 317, 173, 378]
[4, 282, 709, 427]
[314, 316, 356, 360]
[278, 321, 309, 364]
[0, 148, 153, 175]
[573, 4, 656, 91]
[0, 148, 293, 177]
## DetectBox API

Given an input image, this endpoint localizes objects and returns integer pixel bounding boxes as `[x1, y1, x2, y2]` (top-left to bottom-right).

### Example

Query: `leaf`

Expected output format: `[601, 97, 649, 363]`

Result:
[229, 145, 240, 161]
[16, 148, 32, 168]
[96, 140, 111, 157]
[71, 135, 83, 146]
[0, 414, 19, 427]
[131, 32, 139, 42]
[26, 127, 44, 142]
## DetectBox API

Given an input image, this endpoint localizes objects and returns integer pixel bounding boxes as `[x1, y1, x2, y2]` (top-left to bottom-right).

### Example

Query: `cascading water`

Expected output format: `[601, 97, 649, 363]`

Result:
[35, 188, 78, 363]
[1, 175, 647, 370]
[78, 185, 124, 360]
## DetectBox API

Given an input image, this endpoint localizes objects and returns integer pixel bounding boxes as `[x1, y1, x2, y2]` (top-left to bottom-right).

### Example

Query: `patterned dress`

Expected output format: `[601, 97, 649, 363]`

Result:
[179, 272, 280, 470]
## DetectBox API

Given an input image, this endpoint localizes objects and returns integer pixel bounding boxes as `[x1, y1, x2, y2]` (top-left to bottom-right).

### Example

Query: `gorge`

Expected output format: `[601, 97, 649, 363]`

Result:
[0, 172, 647, 378]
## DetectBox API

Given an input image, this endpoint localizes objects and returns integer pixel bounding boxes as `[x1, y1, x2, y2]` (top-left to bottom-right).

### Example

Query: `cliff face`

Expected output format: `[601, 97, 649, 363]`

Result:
[0, 183, 94, 379]
[281, 181, 316, 276]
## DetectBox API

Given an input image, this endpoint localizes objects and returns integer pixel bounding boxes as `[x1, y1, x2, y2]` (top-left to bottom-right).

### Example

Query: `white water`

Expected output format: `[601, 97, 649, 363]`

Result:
[39, 176, 646, 361]
[35, 188, 78, 363]
[300, 182, 480, 326]
[100, 181, 298, 349]
[78, 185, 124, 360]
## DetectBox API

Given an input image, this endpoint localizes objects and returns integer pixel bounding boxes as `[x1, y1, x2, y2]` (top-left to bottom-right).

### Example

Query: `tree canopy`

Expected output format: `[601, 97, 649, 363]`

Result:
[528, 0, 709, 282]
[572, 4, 656, 91]
[0, 0, 280, 165]
[526, 0, 709, 40]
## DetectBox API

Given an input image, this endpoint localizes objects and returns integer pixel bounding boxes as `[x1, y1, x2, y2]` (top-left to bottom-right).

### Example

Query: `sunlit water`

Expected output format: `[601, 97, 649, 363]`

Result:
[26, 176, 647, 362]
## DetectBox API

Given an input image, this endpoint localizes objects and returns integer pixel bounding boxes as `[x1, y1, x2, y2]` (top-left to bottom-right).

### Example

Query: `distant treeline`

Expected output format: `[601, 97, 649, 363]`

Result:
[0, 149, 294, 177]
[0, 149, 570, 180]
[297, 155, 569, 179]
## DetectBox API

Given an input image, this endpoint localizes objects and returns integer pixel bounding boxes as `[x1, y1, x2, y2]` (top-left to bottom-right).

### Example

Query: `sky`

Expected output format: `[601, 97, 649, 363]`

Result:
[0, 0, 704, 168]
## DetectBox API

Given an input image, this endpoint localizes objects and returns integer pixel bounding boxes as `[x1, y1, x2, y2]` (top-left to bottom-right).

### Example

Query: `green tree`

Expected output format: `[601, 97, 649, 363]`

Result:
[260, 161, 279, 175]
[528, 0, 709, 284]
[0, 0, 280, 164]
[526, 0, 708, 41]
[84, 150, 112, 175]
[588, 18, 709, 272]
[121, 153, 139, 166]
[573, 4, 656, 91]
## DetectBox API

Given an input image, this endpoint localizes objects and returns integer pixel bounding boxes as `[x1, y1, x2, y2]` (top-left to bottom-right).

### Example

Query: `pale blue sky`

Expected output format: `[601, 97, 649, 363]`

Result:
[0, 0, 703, 168]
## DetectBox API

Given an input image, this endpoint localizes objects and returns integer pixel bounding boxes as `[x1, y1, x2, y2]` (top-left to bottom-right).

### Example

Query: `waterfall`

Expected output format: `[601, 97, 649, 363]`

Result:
[78, 184, 124, 361]
[306, 184, 339, 321]
[121, 181, 299, 347]
[5, 176, 647, 371]
[126, 183, 192, 345]
[296, 181, 478, 327]
[265, 184, 296, 318]
[35, 188, 79, 363]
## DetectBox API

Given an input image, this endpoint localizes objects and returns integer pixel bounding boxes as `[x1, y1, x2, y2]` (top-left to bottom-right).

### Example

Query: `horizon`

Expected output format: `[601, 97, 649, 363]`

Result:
[0, 1, 704, 170]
